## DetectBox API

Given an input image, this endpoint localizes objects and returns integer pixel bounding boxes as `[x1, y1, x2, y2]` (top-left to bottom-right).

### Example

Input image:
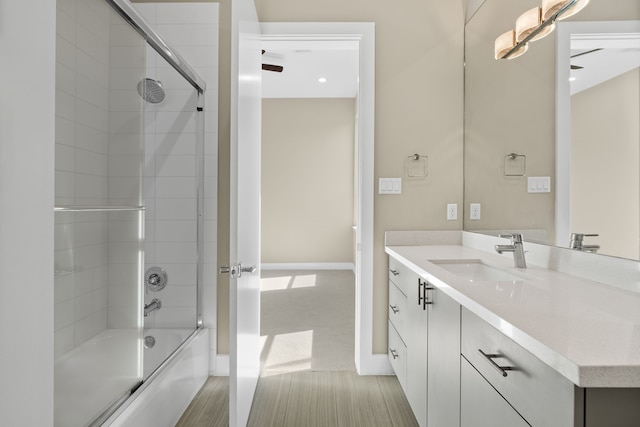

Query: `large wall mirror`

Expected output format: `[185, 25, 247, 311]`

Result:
[464, 0, 640, 260]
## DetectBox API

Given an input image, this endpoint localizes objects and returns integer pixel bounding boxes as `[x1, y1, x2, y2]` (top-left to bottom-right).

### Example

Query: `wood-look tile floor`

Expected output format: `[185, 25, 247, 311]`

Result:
[176, 271, 417, 426]
[176, 372, 418, 427]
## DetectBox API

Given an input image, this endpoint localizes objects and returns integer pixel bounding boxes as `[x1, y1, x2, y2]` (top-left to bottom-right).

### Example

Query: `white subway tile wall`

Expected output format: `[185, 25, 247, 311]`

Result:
[135, 3, 219, 365]
[54, 0, 145, 358]
[54, 1, 219, 371]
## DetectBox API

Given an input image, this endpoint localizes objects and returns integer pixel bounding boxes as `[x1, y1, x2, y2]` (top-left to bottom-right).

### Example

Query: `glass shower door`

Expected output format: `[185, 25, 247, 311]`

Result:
[54, 0, 146, 425]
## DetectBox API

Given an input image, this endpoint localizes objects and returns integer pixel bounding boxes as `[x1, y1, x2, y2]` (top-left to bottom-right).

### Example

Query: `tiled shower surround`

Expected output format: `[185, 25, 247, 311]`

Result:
[54, 0, 219, 370]
[54, 0, 145, 358]
[135, 2, 219, 369]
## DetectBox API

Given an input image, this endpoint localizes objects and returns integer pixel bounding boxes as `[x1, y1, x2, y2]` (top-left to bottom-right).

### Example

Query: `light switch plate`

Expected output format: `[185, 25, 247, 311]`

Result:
[379, 178, 402, 194]
[528, 176, 551, 193]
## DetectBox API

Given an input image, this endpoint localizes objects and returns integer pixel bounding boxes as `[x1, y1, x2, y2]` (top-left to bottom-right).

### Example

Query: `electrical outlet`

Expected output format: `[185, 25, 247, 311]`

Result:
[470, 203, 481, 220]
[447, 204, 457, 220]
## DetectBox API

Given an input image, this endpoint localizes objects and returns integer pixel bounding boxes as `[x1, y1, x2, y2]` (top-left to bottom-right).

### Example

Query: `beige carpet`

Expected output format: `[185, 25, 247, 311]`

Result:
[260, 270, 355, 374]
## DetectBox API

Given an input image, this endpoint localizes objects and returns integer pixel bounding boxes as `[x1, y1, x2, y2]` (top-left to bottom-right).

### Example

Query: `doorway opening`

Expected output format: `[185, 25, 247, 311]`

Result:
[258, 23, 377, 375]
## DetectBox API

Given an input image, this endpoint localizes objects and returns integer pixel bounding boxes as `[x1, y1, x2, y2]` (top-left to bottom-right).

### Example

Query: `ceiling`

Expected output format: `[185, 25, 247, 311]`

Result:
[261, 43, 359, 99]
[570, 33, 640, 95]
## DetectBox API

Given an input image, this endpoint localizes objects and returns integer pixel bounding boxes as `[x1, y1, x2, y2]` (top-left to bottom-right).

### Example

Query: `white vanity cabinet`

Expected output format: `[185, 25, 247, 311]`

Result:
[460, 357, 530, 427]
[426, 285, 460, 427]
[387, 241, 640, 427]
[461, 307, 579, 427]
[388, 256, 461, 427]
[388, 256, 427, 426]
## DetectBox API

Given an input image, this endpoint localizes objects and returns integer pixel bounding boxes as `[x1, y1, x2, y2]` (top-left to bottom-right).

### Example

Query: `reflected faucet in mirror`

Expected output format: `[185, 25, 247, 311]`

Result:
[495, 233, 527, 268]
[569, 233, 600, 253]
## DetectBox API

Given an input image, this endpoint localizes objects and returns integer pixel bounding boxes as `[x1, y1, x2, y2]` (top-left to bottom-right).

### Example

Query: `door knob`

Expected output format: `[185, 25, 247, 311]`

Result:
[241, 264, 256, 274]
[219, 263, 256, 279]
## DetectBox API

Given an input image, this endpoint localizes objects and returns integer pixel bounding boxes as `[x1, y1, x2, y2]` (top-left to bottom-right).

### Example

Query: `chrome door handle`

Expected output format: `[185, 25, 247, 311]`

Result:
[240, 264, 256, 274]
[219, 263, 256, 279]
[478, 349, 514, 377]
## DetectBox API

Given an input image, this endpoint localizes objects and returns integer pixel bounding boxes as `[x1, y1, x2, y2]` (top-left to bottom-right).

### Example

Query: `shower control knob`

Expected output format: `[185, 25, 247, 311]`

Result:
[145, 267, 168, 292]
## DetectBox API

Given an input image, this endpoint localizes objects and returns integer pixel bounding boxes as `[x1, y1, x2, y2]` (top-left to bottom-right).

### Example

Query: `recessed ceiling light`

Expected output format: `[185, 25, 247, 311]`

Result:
[318, 77, 327, 83]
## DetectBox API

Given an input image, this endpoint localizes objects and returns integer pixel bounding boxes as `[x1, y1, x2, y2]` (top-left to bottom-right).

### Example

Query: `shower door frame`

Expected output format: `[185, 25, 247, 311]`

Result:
[55, 0, 209, 424]
[106, 0, 208, 330]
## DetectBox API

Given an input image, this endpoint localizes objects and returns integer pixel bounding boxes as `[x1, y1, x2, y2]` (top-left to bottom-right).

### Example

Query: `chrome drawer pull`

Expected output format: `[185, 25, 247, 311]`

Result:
[389, 304, 400, 314]
[390, 348, 399, 359]
[478, 349, 514, 377]
[390, 269, 400, 276]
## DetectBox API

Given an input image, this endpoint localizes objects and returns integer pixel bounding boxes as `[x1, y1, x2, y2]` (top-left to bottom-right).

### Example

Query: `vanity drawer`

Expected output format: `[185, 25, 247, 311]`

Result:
[388, 256, 418, 297]
[388, 320, 408, 393]
[388, 281, 408, 338]
[461, 308, 577, 426]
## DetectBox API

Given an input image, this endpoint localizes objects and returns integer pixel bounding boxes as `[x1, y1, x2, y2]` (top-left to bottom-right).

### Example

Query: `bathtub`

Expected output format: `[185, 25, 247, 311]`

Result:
[54, 329, 141, 427]
[105, 327, 208, 427]
[54, 327, 208, 427]
[142, 328, 194, 378]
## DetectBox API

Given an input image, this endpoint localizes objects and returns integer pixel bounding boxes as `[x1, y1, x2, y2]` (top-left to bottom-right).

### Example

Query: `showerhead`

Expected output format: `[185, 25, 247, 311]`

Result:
[137, 78, 165, 104]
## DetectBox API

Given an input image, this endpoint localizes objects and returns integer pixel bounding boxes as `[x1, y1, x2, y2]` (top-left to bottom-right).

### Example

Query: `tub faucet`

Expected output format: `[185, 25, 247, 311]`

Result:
[144, 298, 162, 317]
[495, 233, 527, 269]
[569, 233, 600, 253]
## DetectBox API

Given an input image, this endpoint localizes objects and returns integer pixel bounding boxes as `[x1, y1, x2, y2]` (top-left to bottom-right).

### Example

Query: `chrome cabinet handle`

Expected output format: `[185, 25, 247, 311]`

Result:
[390, 269, 400, 276]
[389, 348, 399, 359]
[389, 305, 399, 314]
[478, 349, 514, 377]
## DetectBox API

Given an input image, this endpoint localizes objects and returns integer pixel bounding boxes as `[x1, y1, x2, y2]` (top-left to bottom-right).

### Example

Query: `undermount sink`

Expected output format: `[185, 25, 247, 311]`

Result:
[429, 259, 530, 282]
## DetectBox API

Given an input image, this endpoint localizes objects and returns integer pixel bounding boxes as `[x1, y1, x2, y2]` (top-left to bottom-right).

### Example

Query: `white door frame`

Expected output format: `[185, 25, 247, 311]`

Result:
[261, 22, 386, 375]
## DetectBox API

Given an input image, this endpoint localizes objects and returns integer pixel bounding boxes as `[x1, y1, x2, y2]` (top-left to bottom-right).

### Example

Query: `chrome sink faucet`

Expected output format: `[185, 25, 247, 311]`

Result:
[495, 233, 527, 269]
[569, 233, 600, 253]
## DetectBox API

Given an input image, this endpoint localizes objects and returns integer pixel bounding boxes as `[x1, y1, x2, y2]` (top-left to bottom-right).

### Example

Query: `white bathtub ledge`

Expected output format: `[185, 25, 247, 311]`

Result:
[105, 328, 209, 427]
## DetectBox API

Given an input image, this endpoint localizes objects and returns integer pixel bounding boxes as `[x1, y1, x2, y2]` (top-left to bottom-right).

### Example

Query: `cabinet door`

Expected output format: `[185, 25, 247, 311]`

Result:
[461, 357, 530, 427]
[427, 286, 460, 427]
[406, 277, 428, 427]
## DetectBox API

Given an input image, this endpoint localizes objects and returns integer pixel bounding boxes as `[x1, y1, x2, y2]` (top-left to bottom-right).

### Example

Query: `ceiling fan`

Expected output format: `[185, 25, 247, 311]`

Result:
[262, 50, 284, 73]
[570, 48, 603, 70]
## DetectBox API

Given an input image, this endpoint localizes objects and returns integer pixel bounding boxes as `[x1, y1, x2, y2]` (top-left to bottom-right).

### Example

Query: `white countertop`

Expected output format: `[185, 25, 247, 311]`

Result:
[385, 244, 640, 388]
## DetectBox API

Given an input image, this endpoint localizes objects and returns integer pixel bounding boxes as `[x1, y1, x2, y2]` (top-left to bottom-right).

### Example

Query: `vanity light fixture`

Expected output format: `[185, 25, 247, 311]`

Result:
[516, 7, 555, 42]
[496, 0, 588, 60]
[495, 30, 528, 60]
[542, 0, 589, 21]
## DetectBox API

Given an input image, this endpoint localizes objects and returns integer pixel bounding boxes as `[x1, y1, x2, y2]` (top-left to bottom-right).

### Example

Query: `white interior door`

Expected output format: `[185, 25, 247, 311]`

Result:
[229, 0, 261, 425]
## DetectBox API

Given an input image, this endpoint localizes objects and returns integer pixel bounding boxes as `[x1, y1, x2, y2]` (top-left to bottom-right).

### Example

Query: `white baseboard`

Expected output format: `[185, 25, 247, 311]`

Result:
[214, 353, 390, 377]
[357, 354, 394, 376]
[213, 354, 229, 376]
[261, 262, 355, 271]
